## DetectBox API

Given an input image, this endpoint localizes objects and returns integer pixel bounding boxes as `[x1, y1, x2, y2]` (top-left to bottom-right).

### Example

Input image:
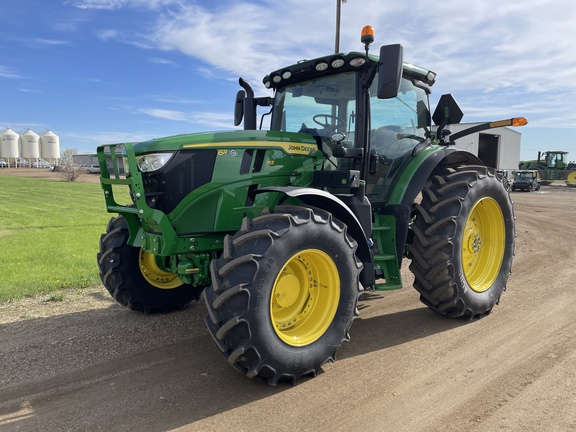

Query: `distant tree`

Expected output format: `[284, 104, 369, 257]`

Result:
[58, 148, 86, 182]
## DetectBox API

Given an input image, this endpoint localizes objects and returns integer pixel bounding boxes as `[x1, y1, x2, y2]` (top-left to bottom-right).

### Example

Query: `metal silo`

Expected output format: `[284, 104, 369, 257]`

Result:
[1, 128, 20, 165]
[40, 130, 60, 160]
[20, 129, 40, 161]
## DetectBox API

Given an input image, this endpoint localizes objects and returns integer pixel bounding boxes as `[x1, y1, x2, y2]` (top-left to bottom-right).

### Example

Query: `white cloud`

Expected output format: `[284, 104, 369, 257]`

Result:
[79, 0, 576, 127]
[58, 130, 159, 152]
[34, 38, 71, 46]
[148, 57, 175, 65]
[69, 0, 179, 10]
[139, 108, 233, 129]
[95, 28, 155, 49]
[137, 1, 354, 86]
[19, 88, 45, 94]
[139, 108, 190, 122]
[95, 29, 121, 41]
[155, 96, 203, 104]
[0, 65, 21, 79]
[75, 77, 103, 83]
[3, 36, 72, 49]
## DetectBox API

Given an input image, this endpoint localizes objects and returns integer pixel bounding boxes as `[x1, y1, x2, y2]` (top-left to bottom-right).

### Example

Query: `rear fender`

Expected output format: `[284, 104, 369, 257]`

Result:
[401, 149, 483, 206]
[389, 148, 483, 264]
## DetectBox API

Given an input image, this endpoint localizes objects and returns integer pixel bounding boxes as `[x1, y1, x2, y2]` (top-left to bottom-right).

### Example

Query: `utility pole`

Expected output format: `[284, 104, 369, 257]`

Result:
[335, 0, 347, 53]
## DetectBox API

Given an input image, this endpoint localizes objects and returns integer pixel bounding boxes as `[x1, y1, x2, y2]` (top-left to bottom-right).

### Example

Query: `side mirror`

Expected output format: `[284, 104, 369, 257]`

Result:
[234, 90, 245, 127]
[377, 44, 403, 99]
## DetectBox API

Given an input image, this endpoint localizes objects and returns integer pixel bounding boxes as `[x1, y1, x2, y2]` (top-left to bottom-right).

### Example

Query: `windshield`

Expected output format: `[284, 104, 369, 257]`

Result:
[516, 172, 534, 179]
[272, 72, 429, 144]
[271, 70, 430, 200]
[271, 72, 356, 139]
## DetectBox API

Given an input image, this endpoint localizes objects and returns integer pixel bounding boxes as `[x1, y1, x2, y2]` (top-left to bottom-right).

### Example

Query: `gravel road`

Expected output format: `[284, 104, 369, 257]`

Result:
[0, 183, 575, 432]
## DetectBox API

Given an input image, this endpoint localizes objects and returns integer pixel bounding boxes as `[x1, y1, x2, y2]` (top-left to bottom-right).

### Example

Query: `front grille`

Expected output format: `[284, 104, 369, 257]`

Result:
[141, 150, 217, 214]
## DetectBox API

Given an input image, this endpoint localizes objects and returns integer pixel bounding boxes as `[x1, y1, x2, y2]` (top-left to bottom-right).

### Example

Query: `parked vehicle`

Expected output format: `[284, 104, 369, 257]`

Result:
[10, 158, 30, 167]
[0, 158, 8, 168]
[512, 170, 540, 191]
[519, 151, 576, 186]
[32, 159, 53, 168]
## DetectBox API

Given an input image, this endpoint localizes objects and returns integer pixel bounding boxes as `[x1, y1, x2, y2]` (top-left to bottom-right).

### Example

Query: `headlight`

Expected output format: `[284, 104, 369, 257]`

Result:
[136, 153, 174, 173]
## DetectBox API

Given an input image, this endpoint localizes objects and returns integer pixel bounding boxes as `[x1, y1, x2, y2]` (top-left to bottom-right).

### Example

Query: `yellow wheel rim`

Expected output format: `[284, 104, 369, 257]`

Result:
[139, 249, 183, 289]
[270, 249, 340, 346]
[567, 171, 576, 185]
[462, 198, 505, 293]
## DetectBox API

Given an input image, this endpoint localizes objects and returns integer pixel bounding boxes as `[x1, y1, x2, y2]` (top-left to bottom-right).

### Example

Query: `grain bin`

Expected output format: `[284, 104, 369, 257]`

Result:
[1, 128, 19, 159]
[40, 130, 60, 159]
[20, 129, 40, 159]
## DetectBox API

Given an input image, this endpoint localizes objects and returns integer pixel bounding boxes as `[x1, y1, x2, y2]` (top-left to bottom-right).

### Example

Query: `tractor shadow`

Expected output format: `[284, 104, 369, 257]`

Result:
[341, 303, 468, 360]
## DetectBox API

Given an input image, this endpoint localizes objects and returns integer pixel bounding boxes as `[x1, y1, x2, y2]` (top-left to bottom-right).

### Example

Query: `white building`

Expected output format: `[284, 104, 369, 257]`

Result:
[432, 122, 522, 171]
[439, 123, 522, 173]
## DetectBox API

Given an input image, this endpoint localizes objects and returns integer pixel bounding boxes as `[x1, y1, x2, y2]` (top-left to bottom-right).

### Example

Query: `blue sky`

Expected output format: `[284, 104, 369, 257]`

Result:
[1, 0, 575, 162]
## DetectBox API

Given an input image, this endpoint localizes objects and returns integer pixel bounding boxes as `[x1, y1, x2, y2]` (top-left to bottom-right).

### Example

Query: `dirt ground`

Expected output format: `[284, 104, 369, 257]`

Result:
[1, 169, 575, 432]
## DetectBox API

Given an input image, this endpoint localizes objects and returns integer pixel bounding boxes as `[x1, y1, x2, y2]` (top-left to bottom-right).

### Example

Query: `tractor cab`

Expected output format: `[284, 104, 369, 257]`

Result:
[266, 55, 433, 203]
[544, 151, 568, 169]
[236, 26, 436, 206]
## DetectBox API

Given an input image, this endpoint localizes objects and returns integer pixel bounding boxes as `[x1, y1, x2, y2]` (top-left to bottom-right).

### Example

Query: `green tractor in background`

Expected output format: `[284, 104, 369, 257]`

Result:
[96, 26, 526, 385]
[518, 150, 576, 186]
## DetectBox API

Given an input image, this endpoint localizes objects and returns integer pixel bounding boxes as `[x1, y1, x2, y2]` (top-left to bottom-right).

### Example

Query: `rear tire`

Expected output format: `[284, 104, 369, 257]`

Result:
[408, 166, 515, 319]
[97, 215, 203, 313]
[566, 170, 576, 187]
[204, 205, 363, 385]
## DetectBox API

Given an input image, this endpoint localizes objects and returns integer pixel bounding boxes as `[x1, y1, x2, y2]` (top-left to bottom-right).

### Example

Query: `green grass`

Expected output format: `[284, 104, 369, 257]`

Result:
[0, 176, 129, 302]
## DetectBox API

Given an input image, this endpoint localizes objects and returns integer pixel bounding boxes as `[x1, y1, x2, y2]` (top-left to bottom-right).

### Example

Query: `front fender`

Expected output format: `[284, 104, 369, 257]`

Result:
[258, 186, 374, 286]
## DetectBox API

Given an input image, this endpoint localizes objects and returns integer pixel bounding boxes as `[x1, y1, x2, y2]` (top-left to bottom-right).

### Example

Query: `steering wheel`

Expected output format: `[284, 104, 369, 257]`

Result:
[396, 133, 426, 143]
[313, 114, 342, 130]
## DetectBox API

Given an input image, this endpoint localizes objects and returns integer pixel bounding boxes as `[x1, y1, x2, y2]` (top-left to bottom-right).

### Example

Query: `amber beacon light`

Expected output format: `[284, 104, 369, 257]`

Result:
[361, 25, 375, 45]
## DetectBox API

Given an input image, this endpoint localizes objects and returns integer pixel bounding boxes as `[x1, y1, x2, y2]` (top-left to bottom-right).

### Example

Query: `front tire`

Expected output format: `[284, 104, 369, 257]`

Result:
[408, 166, 515, 319]
[97, 215, 203, 313]
[204, 206, 363, 385]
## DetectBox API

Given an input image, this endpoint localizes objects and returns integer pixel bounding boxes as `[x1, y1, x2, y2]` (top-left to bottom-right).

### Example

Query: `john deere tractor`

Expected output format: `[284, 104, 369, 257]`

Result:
[518, 151, 576, 186]
[96, 26, 526, 385]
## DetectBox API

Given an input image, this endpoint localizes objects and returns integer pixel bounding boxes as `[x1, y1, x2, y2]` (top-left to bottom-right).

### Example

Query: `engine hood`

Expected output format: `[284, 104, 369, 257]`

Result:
[133, 130, 318, 155]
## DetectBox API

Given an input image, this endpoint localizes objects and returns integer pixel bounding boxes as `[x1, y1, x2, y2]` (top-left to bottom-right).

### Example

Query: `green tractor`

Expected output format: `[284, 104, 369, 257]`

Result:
[518, 151, 576, 186]
[96, 26, 526, 385]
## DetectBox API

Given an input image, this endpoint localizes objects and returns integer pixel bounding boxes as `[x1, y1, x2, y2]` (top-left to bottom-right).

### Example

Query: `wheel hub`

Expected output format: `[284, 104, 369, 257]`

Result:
[461, 198, 505, 293]
[467, 232, 482, 254]
[270, 249, 340, 346]
[139, 249, 183, 289]
[274, 272, 301, 308]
